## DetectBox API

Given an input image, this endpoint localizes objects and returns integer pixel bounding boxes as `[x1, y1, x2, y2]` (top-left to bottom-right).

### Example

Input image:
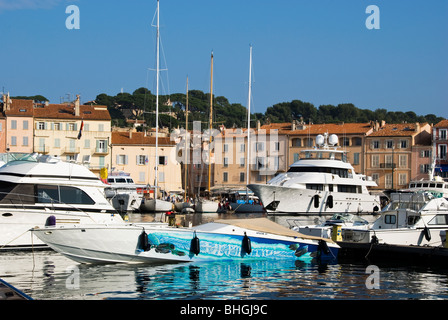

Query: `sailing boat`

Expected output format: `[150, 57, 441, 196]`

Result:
[140, 0, 173, 213]
[194, 52, 219, 213]
[228, 45, 264, 214]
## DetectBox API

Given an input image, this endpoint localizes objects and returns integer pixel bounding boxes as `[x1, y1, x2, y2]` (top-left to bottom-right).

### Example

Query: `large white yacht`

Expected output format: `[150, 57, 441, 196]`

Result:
[0, 154, 124, 250]
[248, 133, 381, 215]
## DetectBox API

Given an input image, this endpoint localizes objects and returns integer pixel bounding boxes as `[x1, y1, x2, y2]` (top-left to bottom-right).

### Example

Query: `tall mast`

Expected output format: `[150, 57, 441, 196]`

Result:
[184, 76, 189, 200]
[246, 45, 252, 188]
[208, 51, 214, 193]
[154, 0, 160, 200]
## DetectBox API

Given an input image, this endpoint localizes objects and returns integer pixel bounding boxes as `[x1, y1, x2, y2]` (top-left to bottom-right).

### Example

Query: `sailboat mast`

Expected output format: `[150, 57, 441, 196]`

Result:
[246, 45, 252, 187]
[154, 0, 160, 200]
[208, 52, 213, 193]
[184, 76, 189, 200]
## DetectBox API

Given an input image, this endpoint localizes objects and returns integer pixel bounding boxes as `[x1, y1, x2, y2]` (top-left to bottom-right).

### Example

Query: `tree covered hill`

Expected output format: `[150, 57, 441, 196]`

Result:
[10, 89, 444, 129]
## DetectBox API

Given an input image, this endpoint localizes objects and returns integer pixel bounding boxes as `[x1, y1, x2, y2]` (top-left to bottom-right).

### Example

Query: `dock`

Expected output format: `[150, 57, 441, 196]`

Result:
[338, 241, 448, 263]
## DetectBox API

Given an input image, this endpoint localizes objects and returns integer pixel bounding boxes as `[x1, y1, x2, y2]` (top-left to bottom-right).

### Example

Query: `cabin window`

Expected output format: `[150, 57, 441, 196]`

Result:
[428, 214, 448, 225]
[385, 215, 396, 224]
[0, 183, 35, 204]
[407, 216, 420, 225]
[36, 185, 95, 205]
[306, 184, 323, 191]
[337, 185, 360, 193]
[36, 185, 59, 203]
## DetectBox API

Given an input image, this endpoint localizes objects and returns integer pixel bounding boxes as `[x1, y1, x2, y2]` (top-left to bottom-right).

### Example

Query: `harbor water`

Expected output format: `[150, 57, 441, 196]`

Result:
[1, 213, 448, 301]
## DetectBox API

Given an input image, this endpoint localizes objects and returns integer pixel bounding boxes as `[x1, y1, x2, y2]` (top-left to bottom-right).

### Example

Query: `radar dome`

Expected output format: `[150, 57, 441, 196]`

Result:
[315, 134, 325, 146]
[329, 134, 338, 146]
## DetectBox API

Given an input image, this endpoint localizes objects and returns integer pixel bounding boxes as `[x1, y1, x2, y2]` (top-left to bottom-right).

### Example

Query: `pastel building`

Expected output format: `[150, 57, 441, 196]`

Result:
[111, 131, 183, 195]
[3, 98, 34, 153]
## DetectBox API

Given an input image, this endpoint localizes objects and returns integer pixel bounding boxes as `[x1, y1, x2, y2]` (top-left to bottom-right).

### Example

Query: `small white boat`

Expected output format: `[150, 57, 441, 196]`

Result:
[32, 218, 339, 264]
[140, 198, 173, 213]
[105, 174, 143, 213]
[194, 198, 219, 213]
[342, 191, 448, 246]
[292, 213, 370, 239]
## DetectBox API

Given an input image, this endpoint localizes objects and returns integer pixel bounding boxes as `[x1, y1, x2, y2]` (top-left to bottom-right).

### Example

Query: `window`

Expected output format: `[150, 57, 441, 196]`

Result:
[439, 145, 447, 160]
[342, 137, 350, 147]
[399, 154, 407, 168]
[11, 136, 17, 146]
[99, 156, 105, 167]
[23, 120, 28, 130]
[372, 173, 379, 185]
[428, 214, 448, 225]
[371, 155, 380, 167]
[353, 137, 362, 146]
[400, 140, 408, 149]
[353, 153, 360, 165]
[292, 138, 301, 147]
[399, 173, 407, 186]
[420, 164, 430, 173]
[159, 172, 165, 183]
[223, 144, 228, 152]
[60, 186, 95, 205]
[22, 136, 28, 146]
[385, 174, 392, 189]
[159, 156, 167, 165]
[385, 215, 396, 224]
[293, 153, 299, 162]
[223, 172, 228, 182]
[274, 141, 280, 151]
[11, 120, 17, 129]
[239, 157, 245, 167]
[240, 172, 245, 182]
[307, 184, 324, 191]
[117, 154, 128, 165]
[337, 185, 360, 193]
[440, 129, 447, 140]
[240, 143, 245, 152]
[385, 154, 393, 166]
[372, 140, 380, 149]
[38, 122, 46, 130]
[96, 140, 108, 153]
[223, 157, 228, 167]
[54, 123, 61, 131]
[255, 142, 264, 152]
[421, 150, 431, 158]
[69, 123, 75, 131]
[137, 155, 147, 165]
[386, 140, 394, 149]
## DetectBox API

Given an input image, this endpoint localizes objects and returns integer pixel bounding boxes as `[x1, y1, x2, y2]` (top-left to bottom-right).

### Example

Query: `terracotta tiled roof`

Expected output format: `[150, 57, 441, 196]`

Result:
[4, 99, 34, 117]
[111, 131, 175, 146]
[434, 119, 448, 128]
[33, 104, 111, 120]
[261, 122, 373, 135]
[368, 123, 426, 137]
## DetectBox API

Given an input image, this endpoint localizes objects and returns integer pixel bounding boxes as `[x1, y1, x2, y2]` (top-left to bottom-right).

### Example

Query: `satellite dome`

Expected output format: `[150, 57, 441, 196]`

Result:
[315, 134, 324, 146]
[329, 134, 339, 146]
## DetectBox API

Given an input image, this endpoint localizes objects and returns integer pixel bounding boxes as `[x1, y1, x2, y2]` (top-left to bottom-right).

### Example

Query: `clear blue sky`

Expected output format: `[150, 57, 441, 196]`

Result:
[1, 0, 447, 119]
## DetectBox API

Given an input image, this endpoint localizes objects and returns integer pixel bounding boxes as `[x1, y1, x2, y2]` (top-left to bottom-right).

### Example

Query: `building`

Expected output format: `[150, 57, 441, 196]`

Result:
[111, 131, 183, 196]
[213, 125, 287, 191]
[365, 122, 431, 191]
[32, 96, 112, 174]
[2, 97, 34, 153]
[433, 119, 448, 179]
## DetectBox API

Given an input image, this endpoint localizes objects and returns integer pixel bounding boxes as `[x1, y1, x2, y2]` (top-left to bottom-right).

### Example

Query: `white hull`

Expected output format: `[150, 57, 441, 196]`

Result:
[108, 192, 142, 213]
[140, 199, 173, 213]
[0, 208, 123, 249]
[248, 184, 380, 215]
[195, 199, 219, 213]
[32, 218, 340, 264]
[342, 227, 446, 247]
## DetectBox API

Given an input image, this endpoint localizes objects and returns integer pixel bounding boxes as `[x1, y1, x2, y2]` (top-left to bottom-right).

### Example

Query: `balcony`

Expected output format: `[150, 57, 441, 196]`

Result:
[380, 163, 396, 169]
[62, 147, 80, 154]
[94, 148, 109, 155]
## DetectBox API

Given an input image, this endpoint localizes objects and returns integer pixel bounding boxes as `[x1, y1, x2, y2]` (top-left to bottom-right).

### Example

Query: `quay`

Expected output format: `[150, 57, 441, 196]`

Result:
[338, 241, 448, 264]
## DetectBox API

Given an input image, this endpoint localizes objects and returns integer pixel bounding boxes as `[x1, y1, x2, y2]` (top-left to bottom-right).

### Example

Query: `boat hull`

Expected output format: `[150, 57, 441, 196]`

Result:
[195, 200, 219, 213]
[32, 222, 339, 264]
[248, 184, 380, 215]
[0, 208, 123, 250]
[140, 199, 173, 213]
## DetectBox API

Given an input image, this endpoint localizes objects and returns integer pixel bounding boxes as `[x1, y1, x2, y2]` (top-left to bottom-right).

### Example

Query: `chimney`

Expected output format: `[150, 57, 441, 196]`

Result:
[74, 94, 80, 117]
[291, 120, 296, 131]
[129, 128, 133, 139]
[381, 120, 386, 128]
[2, 93, 12, 111]
[257, 120, 261, 131]
[415, 122, 420, 132]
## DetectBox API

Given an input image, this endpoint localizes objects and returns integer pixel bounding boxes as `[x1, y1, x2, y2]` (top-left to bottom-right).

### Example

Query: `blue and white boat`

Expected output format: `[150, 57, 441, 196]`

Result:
[32, 218, 339, 264]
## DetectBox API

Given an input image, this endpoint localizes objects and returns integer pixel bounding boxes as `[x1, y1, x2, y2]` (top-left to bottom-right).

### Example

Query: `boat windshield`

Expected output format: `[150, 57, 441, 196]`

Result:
[300, 150, 347, 162]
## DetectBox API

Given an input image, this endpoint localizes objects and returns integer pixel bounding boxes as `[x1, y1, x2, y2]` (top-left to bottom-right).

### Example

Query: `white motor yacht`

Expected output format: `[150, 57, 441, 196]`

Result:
[248, 133, 381, 215]
[342, 191, 448, 246]
[0, 154, 124, 250]
[105, 173, 143, 213]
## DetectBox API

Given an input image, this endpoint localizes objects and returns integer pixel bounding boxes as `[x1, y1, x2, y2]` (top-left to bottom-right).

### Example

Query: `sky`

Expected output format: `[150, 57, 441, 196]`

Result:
[1, 0, 447, 119]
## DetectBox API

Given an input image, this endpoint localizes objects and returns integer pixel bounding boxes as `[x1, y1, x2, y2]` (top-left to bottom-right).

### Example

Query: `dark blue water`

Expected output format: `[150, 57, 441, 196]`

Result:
[1, 213, 448, 301]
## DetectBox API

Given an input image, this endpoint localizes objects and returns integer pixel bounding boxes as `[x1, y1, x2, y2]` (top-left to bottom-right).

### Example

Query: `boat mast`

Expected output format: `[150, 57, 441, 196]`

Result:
[154, 0, 160, 201]
[246, 45, 252, 190]
[208, 51, 214, 194]
[184, 76, 189, 200]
